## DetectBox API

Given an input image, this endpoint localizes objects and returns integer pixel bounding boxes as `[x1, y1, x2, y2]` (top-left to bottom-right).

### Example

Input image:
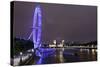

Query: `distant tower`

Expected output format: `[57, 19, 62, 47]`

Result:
[53, 40, 57, 45]
[62, 40, 65, 45]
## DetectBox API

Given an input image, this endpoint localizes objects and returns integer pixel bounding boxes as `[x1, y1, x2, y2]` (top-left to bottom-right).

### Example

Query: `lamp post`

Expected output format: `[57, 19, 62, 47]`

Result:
[20, 52, 23, 63]
[31, 49, 34, 56]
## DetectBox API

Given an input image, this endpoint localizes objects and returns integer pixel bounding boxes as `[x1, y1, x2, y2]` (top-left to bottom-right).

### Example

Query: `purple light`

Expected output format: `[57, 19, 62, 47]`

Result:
[27, 5, 42, 57]
[33, 5, 42, 49]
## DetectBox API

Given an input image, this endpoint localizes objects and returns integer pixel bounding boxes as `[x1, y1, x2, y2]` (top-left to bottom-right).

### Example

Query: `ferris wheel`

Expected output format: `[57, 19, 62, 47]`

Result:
[28, 5, 42, 49]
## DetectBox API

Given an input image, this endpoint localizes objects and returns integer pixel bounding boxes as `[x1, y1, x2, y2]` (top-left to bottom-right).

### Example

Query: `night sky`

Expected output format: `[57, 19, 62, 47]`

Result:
[13, 1, 97, 43]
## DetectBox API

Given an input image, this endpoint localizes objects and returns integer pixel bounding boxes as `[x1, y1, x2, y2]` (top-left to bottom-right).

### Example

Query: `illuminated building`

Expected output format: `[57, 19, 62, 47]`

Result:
[53, 40, 57, 45]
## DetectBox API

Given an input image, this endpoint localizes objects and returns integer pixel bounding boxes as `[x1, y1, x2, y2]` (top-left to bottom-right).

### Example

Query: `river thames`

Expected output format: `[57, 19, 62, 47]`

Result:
[33, 48, 97, 64]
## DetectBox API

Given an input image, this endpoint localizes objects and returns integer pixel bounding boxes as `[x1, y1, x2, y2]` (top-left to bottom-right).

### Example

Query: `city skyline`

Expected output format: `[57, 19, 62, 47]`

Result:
[13, 1, 97, 43]
[11, 1, 97, 66]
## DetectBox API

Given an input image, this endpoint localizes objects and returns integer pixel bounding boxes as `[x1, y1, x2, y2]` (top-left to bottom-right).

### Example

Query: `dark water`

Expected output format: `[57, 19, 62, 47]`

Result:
[34, 48, 97, 64]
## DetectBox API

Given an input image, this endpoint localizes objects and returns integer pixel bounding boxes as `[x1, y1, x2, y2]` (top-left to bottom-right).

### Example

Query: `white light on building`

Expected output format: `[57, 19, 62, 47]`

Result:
[53, 40, 57, 45]
[62, 40, 65, 44]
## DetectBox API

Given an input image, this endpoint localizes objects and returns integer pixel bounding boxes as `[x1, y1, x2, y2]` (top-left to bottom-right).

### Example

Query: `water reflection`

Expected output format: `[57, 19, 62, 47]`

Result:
[35, 48, 97, 64]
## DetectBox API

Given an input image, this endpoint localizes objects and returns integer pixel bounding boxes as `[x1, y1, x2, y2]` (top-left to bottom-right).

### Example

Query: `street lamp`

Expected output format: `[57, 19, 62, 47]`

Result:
[32, 49, 34, 52]
[20, 52, 23, 63]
